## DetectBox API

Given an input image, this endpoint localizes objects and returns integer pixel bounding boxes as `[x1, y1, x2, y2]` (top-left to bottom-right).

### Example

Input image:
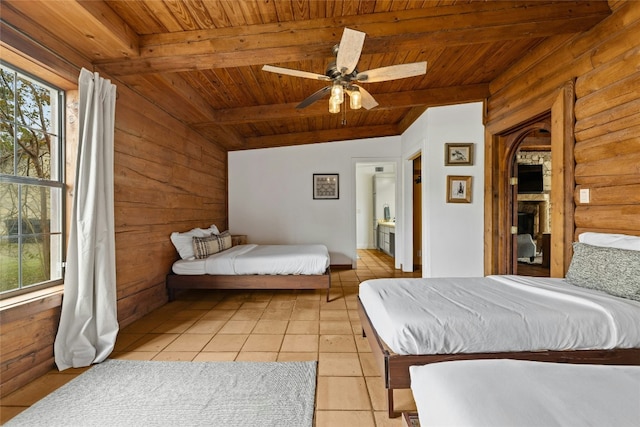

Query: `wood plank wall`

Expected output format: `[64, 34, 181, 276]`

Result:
[485, 1, 640, 246]
[1, 31, 228, 397]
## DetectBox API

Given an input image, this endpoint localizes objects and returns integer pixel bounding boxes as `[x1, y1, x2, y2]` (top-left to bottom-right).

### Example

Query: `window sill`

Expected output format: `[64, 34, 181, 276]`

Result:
[0, 285, 64, 324]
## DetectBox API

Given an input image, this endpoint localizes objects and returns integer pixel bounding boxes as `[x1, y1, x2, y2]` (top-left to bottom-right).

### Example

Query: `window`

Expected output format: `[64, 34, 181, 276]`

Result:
[1, 62, 65, 298]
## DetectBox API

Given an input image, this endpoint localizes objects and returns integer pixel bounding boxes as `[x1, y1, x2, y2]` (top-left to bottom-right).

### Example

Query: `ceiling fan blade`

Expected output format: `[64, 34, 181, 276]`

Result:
[296, 86, 331, 109]
[262, 65, 331, 81]
[336, 28, 366, 75]
[356, 61, 427, 83]
[353, 85, 379, 110]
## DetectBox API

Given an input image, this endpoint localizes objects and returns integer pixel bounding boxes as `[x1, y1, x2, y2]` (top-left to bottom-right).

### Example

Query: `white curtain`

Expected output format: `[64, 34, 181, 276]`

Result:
[54, 68, 119, 371]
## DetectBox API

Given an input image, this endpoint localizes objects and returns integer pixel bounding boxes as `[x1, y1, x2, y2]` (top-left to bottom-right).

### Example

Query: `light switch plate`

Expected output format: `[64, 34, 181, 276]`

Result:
[579, 188, 590, 204]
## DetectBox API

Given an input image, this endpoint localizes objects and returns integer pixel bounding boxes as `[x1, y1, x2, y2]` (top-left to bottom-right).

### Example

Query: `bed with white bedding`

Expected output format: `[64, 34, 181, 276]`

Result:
[409, 359, 640, 427]
[359, 232, 640, 417]
[167, 242, 331, 301]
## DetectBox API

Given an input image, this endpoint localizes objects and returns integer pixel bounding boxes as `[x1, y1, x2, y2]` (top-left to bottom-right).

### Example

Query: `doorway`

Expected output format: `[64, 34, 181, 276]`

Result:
[485, 81, 575, 278]
[509, 123, 552, 277]
[355, 161, 397, 257]
[413, 156, 422, 271]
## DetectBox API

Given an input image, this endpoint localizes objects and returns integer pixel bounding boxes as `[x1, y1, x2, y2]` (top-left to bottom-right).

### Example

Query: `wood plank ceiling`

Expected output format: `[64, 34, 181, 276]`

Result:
[1, 0, 611, 151]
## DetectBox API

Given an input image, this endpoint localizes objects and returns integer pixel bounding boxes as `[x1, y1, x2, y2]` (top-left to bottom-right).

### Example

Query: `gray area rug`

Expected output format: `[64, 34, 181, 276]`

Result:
[7, 359, 317, 427]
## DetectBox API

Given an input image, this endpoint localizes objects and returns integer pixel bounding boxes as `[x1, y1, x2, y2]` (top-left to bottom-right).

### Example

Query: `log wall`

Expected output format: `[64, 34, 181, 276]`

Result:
[484, 1, 640, 275]
[0, 25, 228, 396]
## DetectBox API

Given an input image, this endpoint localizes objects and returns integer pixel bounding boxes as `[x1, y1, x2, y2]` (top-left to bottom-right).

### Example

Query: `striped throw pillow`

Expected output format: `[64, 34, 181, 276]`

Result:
[192, 231, 232, 259]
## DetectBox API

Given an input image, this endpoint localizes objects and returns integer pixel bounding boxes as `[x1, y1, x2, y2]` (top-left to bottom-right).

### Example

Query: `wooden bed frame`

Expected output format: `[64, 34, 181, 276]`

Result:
[166, 268, 331, 302]
[357, 297, 640, 418]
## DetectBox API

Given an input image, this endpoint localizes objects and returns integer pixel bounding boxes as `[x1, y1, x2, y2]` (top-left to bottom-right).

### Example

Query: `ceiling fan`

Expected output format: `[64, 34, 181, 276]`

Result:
[262, 28, 427, 113]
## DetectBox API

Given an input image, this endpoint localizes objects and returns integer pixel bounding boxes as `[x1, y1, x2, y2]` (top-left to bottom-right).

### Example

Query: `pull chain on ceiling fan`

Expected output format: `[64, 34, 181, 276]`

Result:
[262, 28, 427, 114]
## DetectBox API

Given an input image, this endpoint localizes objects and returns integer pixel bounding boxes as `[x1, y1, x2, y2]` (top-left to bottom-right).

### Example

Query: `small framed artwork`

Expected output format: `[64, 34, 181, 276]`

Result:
[445, 143, 474, 166]
[447, 175, 472, 203]
[313, 173, 339, 199]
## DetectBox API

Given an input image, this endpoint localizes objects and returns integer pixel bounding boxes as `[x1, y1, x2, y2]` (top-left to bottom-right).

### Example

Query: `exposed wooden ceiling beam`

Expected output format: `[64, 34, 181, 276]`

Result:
[96, 1, 610, 76]
[239, 124, 401, 150]
[5, 0, 140, 60]
[191, 84, 489, 125]
[75, 0, 139, 57]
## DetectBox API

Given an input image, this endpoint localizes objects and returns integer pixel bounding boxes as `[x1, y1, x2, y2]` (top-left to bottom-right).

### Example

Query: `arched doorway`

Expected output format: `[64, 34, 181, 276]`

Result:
[484, 81, 575, 278]
[503, 119, 551, 276]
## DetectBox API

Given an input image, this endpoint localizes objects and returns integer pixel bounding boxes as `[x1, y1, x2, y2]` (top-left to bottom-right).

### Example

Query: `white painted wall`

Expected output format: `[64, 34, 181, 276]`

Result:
[401, 102, 485, 277]
[228, 102, 484, 274]
[228, 137, 401, 266]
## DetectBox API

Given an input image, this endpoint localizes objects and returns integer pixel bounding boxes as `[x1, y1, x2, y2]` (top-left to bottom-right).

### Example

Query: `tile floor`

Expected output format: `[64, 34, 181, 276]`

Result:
[1, 250, 422, 426]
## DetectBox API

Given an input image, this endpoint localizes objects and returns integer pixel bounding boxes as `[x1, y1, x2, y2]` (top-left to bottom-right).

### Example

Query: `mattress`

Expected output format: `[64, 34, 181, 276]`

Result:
[172, 243, 330, 276]
[409, 359, 640, 427]
[358, 275, 640, 355]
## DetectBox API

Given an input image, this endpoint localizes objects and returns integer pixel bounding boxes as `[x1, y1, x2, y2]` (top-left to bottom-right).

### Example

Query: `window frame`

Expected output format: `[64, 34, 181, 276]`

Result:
[1, 60, 66, 299]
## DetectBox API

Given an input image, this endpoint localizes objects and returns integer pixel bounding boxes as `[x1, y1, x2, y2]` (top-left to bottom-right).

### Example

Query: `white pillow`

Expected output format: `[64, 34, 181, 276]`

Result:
[578, 232, 640, 251]
[170, 228, 211, 259]
[207, 224, 220, 235]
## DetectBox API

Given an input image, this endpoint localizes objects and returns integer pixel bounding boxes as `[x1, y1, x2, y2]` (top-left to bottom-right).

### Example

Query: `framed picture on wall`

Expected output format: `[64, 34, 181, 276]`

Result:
[445, 143, 474, 166]
[313, 174, 339, 199]
[447, 175, 472, 203]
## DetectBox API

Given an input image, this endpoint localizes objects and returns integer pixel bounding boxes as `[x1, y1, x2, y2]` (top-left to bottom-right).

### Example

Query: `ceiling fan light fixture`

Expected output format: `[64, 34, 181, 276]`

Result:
[329, 96, 341, 114]
[331, 83, 344, 102]
[348, 87, 362, 110]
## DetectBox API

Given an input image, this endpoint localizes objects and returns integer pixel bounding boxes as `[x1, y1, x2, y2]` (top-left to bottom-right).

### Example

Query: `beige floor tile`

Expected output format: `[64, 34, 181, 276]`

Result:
[280, 334, 319, 352]
[365, 376, 388, 412]
[126, 333, 179, 352]
[202, 334, 247, 352]
[358, 353, 380, 377]
[318, 353, 363, 376]
[276, 352, 318, 362]
[355, 335, 372, 353]
[373, 411, 406, 427]
[185, 319, 226, 334]
[240, 300, 269, 309]
[201, 309, 235, 320]
[170, 309, 208, 321]
[235, 352, 278, 362]
[290, 308, 320, 320]
[319, 320, 353, 334]
[151, 319, 197, 334]
[193, 352, 237, 361]
[316, 377, 371, 410]
[319, 334, 357, 352]
[252, 319, 288, 334]
[314, 410, 375, 427]
[152, 351, 197, 361]
[110, 351, 159, 360]
[217, 320, 257, 334]
[294, 300, 320, 309]
[267, 300, 295, 310]
[241, 334, 283, 352]
[260, 309, 292, 320]
[322, 296, 346, 309]
[286, 320, 319, 334]
[113, 333, 145, 351]
[213, 300, 244, 310]
[163, 333, 212, 352]
[320, 310, 349, 320]
[230, 309, 264, 320]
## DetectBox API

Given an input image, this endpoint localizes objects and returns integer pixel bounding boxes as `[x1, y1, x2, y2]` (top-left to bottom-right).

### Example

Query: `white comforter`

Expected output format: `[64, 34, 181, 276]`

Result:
[172, 244, 330, 275]
[359, 275, 640, 355]
[410, 359, 640, 427]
